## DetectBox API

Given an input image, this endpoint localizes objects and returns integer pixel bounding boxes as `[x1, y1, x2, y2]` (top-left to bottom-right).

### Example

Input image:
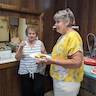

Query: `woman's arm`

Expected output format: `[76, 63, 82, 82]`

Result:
[54, 51, 83, 68]
[15, 41, 26, 61]
[44, 51, 83, 68]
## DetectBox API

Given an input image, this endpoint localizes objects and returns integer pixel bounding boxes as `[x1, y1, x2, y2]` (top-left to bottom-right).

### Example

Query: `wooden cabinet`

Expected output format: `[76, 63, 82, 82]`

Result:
[0, 62, 21, 96]
[79, 75, 96, 96]
[0, 61, 53, 96]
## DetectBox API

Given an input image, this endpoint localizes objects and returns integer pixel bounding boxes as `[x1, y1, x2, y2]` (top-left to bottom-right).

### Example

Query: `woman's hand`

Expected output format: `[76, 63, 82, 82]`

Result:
[19, 41, 26, 48]
[15, 41, 26, 61]
[36, 57, 54, 65]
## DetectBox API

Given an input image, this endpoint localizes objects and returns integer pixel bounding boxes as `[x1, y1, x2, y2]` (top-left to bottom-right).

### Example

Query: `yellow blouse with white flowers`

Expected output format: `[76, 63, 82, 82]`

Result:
[50, 31, 84, 82]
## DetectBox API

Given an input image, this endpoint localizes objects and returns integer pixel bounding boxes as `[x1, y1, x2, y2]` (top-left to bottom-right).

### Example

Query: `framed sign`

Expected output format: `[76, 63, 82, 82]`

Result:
[0, 16, 9, 42]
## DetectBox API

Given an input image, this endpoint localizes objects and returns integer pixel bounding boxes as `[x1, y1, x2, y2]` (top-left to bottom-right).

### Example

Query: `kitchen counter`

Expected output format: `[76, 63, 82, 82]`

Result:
[0, 53, 18, 70]
[0, 55, 53, 95]
[0, 56, 96, 96]
[0, 52, 16, 64]
[0, 58, 16, 64]
[0, 58, 18, 70]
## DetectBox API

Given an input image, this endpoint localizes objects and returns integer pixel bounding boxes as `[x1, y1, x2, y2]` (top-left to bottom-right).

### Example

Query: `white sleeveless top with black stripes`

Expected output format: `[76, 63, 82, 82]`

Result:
[18, 40, 46, 76]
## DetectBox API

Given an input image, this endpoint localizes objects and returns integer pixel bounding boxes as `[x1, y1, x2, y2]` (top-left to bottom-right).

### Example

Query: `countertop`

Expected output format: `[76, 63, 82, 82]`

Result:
[0, 53, 18, 69]
[0, 54, 96, 80]
[0, 53, 16, 64]
[0, 58, 16, 64]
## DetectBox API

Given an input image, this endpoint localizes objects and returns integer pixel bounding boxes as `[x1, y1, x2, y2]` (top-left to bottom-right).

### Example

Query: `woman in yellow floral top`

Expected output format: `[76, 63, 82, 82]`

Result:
[37, 8, 84, 96]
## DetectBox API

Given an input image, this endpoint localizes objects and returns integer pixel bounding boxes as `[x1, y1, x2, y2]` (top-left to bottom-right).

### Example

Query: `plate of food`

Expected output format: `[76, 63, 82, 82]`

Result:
[29, 53, 51, 59]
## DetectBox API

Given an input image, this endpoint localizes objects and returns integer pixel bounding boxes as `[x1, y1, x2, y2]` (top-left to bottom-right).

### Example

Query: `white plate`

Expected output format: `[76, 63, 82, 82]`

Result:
[91, 69, 96, 74]
[29, 53, 51, 59]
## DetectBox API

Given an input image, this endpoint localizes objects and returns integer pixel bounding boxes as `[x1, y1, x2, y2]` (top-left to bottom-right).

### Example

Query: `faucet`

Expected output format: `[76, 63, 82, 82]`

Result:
[87, 33, 96, 57]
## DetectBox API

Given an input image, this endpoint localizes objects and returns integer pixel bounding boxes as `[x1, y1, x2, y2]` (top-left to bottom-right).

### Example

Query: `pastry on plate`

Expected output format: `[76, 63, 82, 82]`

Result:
[30, 53, 51, 59]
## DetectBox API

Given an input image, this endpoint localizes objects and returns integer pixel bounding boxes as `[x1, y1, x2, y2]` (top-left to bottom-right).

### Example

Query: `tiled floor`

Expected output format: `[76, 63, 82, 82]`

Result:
[44, 91, 53, 96]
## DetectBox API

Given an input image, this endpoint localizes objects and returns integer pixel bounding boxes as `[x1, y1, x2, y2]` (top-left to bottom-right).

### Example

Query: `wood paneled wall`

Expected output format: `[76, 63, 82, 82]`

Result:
[0, 0, 96, 52]
[0, 0, 54, 53]
[52, 0, 96, 52]
[0, 0, 51, 14]
[73, 0, 96, 51]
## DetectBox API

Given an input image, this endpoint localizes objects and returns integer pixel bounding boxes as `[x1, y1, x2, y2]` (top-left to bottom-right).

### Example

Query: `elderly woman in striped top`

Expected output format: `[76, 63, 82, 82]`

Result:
[15, 26, 46, 96]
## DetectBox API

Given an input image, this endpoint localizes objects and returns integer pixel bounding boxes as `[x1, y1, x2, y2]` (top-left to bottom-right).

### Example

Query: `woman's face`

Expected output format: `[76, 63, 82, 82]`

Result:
[27, 28, 37, 41]
[54, 20, 67, 34]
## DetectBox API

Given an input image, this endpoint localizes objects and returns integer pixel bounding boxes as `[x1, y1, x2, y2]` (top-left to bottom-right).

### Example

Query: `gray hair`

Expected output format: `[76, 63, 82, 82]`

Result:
[54, 8, 75, 26]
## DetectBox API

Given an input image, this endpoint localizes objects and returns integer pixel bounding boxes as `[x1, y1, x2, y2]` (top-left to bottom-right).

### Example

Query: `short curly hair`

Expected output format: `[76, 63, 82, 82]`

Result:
[54, 8, 75, 26]
[25, 26, 38, 36]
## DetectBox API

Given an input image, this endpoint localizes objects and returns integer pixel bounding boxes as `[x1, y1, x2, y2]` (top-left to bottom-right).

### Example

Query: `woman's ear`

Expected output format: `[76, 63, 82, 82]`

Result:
[65, 19, 70, 27]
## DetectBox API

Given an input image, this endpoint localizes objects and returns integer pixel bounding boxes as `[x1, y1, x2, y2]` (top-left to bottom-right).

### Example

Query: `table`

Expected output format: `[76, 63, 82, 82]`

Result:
[79, 65, 96, 96]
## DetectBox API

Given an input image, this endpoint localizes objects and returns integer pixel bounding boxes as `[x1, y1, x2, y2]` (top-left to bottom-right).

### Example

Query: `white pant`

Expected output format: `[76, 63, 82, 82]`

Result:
[53, 79, 80, 96]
